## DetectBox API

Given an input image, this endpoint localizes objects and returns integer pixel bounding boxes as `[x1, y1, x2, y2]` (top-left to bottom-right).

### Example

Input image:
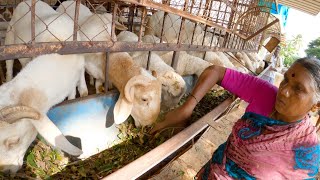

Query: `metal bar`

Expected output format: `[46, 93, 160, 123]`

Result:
[160, 11, 168, 43]
[147, 51, 151, 70]
[119, 0, 247, 39]
[235, 35, 241, 49]
[73, 0, 81, 41]
[104, 52, 110, 92]
[172, 0, 189, 70]
[138, 7, 147, 42]
[190, 23, 197, 46]
[215, 1, 222, 24]
[223, 32, 229, 48]
[202, 0, 210, 18]
[202, 25, 208, 46]
[0, 41, 258, 61]
[104, 97, 234, 180]
[210, 28, 216, 48]
[197, 0, 203, 16]
[221, 1, 228, 27]
[246, 18, 279, 41]
[111, 3, 118, 42]
[171, 51, 179, 70]
[31, 0, 36, 44]
[189, 0, 194, 14]
[128, 5, 135, 32]
[207, 0, 214, 20]
[217, 29, 223, 47]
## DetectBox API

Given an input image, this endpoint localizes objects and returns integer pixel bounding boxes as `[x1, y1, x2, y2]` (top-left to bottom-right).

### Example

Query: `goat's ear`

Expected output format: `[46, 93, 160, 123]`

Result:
[29, 115, 83, 156]
[152, 70, 158, 78]
[4, 136, 20, 150]
[114, 93, 133, 124]
[115, 21, 128, 31]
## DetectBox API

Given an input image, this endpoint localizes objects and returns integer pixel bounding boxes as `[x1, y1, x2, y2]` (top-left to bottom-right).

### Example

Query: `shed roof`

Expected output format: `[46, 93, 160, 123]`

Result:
[277, 0, 320, 15]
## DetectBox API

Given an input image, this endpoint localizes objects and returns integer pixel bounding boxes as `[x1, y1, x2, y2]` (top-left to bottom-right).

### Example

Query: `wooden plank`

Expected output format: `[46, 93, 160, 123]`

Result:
[178, 138, 217, 171]
[104, 98, 234, 180]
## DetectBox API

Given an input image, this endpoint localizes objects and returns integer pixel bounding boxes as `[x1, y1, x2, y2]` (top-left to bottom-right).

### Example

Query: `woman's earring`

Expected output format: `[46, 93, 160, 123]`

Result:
[311, 105, 318, 112]
[284, 89, 289, 97]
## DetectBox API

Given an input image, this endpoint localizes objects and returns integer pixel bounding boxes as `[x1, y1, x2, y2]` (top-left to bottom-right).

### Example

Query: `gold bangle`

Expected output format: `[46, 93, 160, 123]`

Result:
[189, 93, 199, 103]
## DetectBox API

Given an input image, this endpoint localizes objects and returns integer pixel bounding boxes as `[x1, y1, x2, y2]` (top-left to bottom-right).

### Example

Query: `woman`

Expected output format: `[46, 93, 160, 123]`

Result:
[152, 57, 320, 179]
[261, 46, 283, 84]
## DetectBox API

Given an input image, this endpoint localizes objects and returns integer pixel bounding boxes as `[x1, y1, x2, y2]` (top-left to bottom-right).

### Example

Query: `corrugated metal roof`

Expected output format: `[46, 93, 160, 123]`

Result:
[278, 0, 320, 15]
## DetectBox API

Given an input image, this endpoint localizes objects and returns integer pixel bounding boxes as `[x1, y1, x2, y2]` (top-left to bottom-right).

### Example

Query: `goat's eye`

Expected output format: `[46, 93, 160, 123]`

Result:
[142, 98, 148, 102]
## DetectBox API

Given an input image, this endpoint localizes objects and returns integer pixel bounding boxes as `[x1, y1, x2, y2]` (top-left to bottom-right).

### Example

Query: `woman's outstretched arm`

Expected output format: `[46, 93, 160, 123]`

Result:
[152, 65, 226, 133]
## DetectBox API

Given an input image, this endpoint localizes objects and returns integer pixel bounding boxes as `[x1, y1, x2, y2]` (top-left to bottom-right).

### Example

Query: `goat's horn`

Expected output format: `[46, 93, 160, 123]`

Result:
[0, 105, 40, 123]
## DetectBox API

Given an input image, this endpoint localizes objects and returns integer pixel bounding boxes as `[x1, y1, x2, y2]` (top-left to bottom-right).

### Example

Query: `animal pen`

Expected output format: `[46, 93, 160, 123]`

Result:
[0, 0, 281, 179]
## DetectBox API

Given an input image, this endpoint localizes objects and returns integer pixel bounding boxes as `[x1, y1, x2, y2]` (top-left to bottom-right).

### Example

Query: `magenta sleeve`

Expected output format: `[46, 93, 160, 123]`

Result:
[221, 68, 278, 116]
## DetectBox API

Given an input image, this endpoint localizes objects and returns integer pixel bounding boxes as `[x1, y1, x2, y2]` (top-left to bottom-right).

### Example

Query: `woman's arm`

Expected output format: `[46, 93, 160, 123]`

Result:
[151, 65, 226, 132]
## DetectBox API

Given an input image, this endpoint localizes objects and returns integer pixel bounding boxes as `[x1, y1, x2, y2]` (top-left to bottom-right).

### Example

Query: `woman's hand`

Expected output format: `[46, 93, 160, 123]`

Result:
[151, 65, 226, 134]
[151, 104, 193, 133]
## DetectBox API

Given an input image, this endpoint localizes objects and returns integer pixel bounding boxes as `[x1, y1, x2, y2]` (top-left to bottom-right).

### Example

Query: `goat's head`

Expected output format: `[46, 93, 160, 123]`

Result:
[0, 105, 82, 174]
[113, 74, 162, 127]
[158, 71, 186, 110]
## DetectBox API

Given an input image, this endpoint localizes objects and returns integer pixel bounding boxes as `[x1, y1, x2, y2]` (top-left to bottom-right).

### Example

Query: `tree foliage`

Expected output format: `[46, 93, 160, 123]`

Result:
[279, 34, 303, 67]
[305, 37, 320, 59]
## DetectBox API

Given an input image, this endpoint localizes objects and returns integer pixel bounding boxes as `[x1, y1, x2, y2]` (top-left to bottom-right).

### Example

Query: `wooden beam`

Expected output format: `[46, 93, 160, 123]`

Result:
[104, 98, 234, 180]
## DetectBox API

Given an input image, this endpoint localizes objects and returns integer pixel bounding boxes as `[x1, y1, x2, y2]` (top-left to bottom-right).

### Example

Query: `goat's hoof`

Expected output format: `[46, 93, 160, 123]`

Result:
[98, 85, 105, 93]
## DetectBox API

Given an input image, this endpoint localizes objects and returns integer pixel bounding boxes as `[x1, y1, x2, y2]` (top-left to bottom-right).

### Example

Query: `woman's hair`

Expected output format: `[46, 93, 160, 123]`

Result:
[293, 57, 320, 102]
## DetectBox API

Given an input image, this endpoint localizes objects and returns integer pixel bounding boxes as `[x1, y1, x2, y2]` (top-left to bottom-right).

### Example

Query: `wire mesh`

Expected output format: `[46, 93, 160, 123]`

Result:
[0, 0, 279, 61]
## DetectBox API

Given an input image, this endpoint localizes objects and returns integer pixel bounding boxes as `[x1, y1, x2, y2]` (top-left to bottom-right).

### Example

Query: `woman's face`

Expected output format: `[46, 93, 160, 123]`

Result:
[275, 63, 318, 122]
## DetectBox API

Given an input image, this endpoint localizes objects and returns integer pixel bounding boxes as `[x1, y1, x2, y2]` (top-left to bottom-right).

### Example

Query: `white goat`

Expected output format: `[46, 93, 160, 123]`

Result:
[108, 52, 162, 127]
[133, 53, 186, 110]
[160, 51, 212, 78]
[145, 11, 204, 44]
[5, 1, 77, 86]
[245, 52, 265, 74]
[117, 31, 186, 109]
[145, 12, 243, 71]
[56, 1, 127, 93]
[0, 53, 86, 174]
[235, 52, 256, 73]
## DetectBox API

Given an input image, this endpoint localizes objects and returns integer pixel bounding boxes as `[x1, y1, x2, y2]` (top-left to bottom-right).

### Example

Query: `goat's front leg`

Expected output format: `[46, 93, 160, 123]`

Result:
[95, 79, 104, 94]
[89, 76, 94, 86]
[78, 67, 88, 97]
[68, 88, 76, 100]
[6, 59, 14, 82]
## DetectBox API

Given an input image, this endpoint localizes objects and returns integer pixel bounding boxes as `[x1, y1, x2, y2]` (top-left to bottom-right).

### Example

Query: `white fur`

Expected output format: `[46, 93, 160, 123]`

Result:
[133, 53, 186, 110]
[108, 52, 162, 127]
[5, 0, 86, 99]
[235, 52, 256, 73]
[117, 31, 186, 110]
[0, 53, 86, 174]
[160, 51, 212, 77]
[56, 1, 127, 94]
[145, 11, 204, 44]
